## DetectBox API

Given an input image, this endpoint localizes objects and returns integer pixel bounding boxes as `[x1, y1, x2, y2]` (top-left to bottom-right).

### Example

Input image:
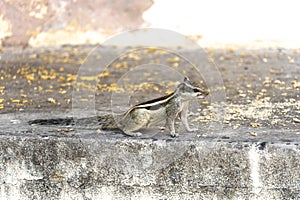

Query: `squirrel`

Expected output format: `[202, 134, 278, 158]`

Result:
[29, 77, 209, 137]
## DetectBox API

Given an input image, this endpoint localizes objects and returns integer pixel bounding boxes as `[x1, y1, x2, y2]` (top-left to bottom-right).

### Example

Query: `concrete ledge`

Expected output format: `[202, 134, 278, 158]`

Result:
[0, 46, 299, 199]
[1, 129, 299, 199]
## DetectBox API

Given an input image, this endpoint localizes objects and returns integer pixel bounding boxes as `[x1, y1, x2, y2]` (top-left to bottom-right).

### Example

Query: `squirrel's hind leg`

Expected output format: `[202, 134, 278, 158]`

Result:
[120, 108, 150, 137]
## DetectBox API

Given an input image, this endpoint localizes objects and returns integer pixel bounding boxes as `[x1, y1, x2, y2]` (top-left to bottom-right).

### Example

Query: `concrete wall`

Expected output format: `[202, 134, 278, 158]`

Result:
[1, 134, 299, 199]
[0, 0, 152, 46]
[2, 0, 300, 48]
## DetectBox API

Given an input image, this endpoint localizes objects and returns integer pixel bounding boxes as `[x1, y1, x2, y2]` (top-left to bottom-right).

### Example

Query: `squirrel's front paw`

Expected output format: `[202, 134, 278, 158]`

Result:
[170, 132, 179, 138]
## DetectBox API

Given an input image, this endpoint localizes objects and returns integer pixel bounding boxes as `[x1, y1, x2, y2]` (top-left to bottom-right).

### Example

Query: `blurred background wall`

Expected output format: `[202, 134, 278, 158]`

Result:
[1, 0, 300, 48]
[0, 0, 152, 47]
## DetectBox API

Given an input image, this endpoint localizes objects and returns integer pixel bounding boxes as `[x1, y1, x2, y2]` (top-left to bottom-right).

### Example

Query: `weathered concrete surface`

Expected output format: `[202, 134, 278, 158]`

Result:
[0, 121, 299, 199]
[0, 46, 299, 199]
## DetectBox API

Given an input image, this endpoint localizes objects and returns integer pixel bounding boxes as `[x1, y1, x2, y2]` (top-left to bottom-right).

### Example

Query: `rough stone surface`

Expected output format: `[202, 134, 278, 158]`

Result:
[0, 127, 299, 199]
[0, 46, 299, 199]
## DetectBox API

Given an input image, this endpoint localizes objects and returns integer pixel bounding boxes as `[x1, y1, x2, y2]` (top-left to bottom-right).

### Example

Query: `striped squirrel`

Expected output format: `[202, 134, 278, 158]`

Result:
[29, 77, 209, 137]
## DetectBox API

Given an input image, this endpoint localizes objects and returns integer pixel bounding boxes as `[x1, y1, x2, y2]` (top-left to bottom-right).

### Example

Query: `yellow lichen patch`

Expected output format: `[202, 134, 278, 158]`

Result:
[274, 80, 284, 85]
[196, 111, 216, 123]
[38, 68, 57, 80]
[141, 83, 159, 92]
[77, 58, 86, 64]
[58, 76, 65, 82]
[20, 94, 27, 98]
[269, 68, 277, 74]
[239, 93, 247, 98]
[60, 83, 72, 87]
[106, 83, 124, 93]
[98, 71, 110, 78]
[147, 77, 154, 81]
[250, 122, 262, 127]
[119, 52, 141, 61]
[128, 52, 141, 61]
[25, 73, 35, 81]
[167, 56, 180, 63]
[0, 104, 3, 109]
[97, 84, 108, 91]
[79, 76, 97, 81]
[166, 82, 177, 87]
[59, 67, 65, 72]
[0, 99, 4, 103]
[0, 86, 5, 94]
[45, 89, 53, 93]
[152, 85, 159, 91]
[122, 83, 160, 94]
[66, 74, 77, 82]
[263, 77, 271, 85]
[172, 63, 179, 68]
[11, 99, 21, 103]
[79, 99, 89, 102]
[144, 47, 158, 53]
[154, 58, 161, 63]
[165, 89, 174, 95]
[112, 62, 128, 71]
[281, 93, 287, 96]
[202, 101, 209, 105]
[156, 49, 166, 54]
[16, 67, 28, 75]
[59, 89, 67, 94]
[47, 98, 57, 104]
[76, 82, 94, 90]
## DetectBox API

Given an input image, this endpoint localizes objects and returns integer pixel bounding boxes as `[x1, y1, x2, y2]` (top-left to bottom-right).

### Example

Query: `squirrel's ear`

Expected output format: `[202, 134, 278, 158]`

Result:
[183, 77, 189, 82]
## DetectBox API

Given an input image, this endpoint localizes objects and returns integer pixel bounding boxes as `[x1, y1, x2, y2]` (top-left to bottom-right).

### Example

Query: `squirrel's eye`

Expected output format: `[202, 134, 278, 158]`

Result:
[193, 88, 200, 93]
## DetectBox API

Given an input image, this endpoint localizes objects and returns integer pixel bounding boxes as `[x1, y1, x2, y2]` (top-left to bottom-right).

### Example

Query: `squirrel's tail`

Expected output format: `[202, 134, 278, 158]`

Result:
[28, 115, 120, 130]
[28, 117, 75, 126]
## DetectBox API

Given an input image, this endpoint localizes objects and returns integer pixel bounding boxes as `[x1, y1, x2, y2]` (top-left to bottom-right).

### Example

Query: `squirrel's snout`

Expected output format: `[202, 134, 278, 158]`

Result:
[197, 88, 209, 96]
[203, 89, 209, 95]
